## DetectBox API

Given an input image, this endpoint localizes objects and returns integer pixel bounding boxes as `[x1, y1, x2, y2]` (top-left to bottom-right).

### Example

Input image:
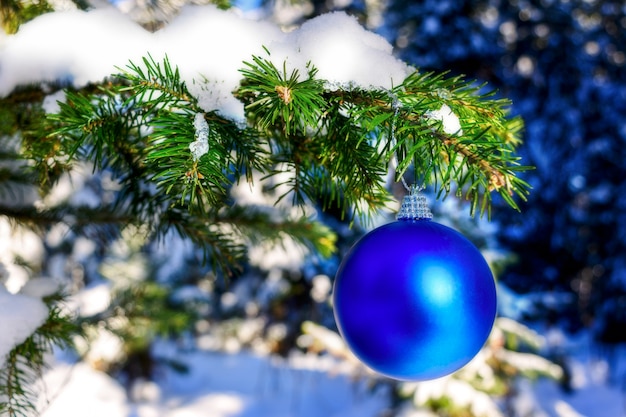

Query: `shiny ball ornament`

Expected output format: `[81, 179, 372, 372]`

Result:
[333, 192, 497, 381]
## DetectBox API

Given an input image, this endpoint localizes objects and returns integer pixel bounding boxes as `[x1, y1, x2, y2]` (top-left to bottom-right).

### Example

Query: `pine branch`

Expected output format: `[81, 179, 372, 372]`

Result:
[0, 203, 134, 238]
[0, 87, 68, 194]
[217, 204, 337, 258]
[49, 52, 532, 227]
[316, 99, 392, 218]
[237, 56, 393, 221]
[237, 54, 531, 218]
[316, 72, 531, 216]
[157, 207, 248, 276]
[143, 109, 230, 210]
[0, 296, 79, 417]
[239, 52, 327, 136]
[119, 54, 196, 107]
[392, 71, 531, 213]
[47, 56, 270, 216]
[44, 52, 533, 280]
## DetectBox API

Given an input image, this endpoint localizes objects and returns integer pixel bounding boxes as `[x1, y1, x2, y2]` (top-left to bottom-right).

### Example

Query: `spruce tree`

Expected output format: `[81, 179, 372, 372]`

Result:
[0, 1, 538, 415]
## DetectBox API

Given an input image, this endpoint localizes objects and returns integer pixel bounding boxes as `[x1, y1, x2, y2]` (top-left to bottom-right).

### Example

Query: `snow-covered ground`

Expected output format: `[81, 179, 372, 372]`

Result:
[36, 331, 625, 417]
[532, 330, 626, 417]
[38, 348, 389, 417]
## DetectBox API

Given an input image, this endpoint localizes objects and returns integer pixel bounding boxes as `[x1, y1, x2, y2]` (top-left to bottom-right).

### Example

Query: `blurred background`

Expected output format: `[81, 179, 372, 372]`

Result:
[1, 0, 626, 416]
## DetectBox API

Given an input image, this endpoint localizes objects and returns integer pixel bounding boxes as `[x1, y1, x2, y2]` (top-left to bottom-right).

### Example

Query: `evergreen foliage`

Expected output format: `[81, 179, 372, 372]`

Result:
[382, 0, 626, 332]
[48, 52, 529, 221]
[0, 294, 78, 417]
[0, 2, 536, 416]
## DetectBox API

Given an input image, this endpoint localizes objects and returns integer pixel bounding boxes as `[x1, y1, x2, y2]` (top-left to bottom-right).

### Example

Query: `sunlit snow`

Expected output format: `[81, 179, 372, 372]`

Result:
[0, 5, 410, 121]
[425, 104, 463, 136]
[1, 4, 625, 417]
[0, 287, 49, 366]
[189, 113, 210, 161]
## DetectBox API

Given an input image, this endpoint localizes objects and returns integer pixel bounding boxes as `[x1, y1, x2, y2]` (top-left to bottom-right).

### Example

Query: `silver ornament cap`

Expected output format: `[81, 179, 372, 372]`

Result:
[397, 185, 433, 221]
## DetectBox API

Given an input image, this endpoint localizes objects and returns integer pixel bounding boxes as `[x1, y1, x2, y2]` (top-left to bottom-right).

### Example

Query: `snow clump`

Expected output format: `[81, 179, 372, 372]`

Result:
[0, 5, 411, 121]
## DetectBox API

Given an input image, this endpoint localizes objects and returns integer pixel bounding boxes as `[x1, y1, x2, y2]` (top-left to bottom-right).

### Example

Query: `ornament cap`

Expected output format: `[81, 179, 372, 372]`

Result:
[397, 185, 433, 221]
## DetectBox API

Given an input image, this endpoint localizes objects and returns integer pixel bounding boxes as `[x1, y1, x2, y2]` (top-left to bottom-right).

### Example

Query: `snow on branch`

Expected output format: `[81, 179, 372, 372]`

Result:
[0, 288, 49, 366]
[0, 5, 409, 121]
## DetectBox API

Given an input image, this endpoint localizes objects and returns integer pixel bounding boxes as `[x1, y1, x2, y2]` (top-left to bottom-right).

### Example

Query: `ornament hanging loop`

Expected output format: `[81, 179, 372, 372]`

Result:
[397, 185, 433, 221]
[387, 91, 432, 220]
[387, 91, 413, 193]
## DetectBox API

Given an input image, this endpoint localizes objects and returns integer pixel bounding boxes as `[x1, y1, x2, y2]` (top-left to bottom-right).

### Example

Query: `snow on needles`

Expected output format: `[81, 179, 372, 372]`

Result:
[189, 112, 210, 161]
[426, 104, 463, 136]
[0, 287, 49, 366]
[0, 5, 411, 121]
[276, 12, 410, 90]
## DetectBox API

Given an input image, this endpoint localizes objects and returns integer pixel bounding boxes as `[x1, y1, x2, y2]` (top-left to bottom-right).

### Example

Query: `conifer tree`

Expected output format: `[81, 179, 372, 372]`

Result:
[0, 1, 537, 415]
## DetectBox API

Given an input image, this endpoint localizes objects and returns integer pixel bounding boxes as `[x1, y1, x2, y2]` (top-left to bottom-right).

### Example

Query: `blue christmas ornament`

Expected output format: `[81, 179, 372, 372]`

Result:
[333, 189, 497, 381]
